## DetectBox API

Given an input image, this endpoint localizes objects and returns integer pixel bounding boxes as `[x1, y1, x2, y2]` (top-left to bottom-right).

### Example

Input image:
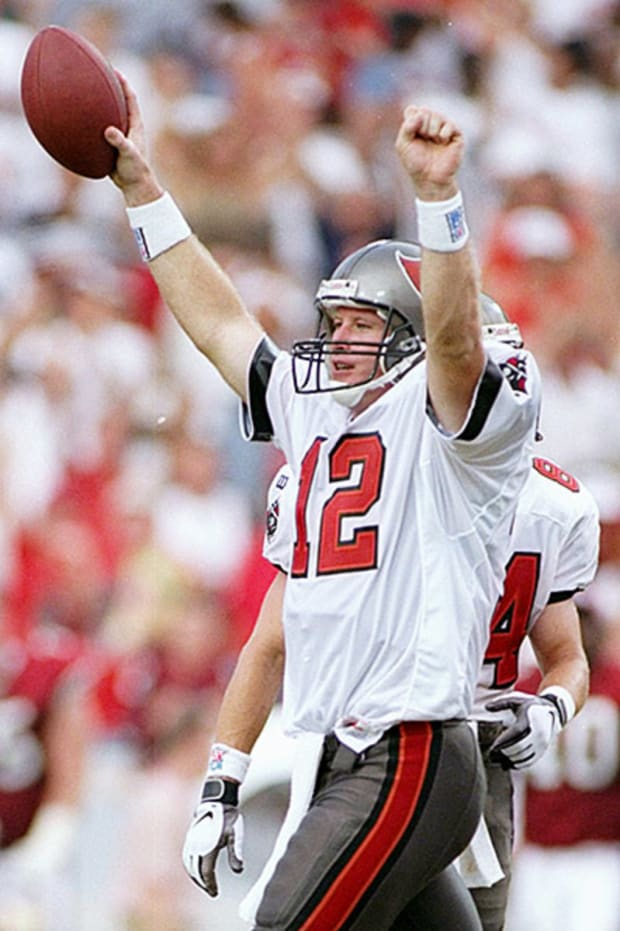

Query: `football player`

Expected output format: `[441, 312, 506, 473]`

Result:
[108, 94, 541, 929]
[463, 456, 598, 930]
[239, 421, 598, 931]
[0, 622, 93, 926]
[506, 599, 619, 931]
[230, 298, 598, 930]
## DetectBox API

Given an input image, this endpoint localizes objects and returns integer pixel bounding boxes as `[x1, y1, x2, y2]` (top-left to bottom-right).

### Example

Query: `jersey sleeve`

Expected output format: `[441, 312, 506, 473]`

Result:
[449, 345, 541, 454]
[263, 464, 295, 573]
[240, 337, 281, 442]
[419, 346, 542, 538]
[549, 485, 600, 601]
[425, 345, 540, 506]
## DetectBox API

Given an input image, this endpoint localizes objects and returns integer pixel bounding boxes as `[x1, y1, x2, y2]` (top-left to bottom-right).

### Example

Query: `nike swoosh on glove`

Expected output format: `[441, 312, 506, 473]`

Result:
[484, 690, 565, 770]
[182, 799, 244, 897]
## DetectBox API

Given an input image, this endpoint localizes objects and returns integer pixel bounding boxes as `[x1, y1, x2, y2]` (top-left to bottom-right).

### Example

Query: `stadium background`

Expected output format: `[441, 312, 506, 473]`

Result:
[0, 1, 619, 928]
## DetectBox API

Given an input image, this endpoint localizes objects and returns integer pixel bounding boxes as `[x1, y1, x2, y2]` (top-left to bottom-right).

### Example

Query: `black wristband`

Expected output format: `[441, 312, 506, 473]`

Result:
[201, 778, 239, 806]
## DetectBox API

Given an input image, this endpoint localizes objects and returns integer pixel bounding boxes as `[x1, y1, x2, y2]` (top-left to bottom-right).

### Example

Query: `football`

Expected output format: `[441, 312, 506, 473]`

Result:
[20, 25, 128, 179]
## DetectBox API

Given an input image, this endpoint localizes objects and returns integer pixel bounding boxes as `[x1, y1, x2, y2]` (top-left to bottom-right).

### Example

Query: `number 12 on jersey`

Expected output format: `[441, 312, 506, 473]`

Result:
[291, 434, 385, 577]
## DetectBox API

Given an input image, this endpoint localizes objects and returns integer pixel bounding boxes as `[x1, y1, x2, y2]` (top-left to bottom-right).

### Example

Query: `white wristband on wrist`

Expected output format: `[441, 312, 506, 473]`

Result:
[126, 191, 191, 262]
[415, 191, 470, 252]
[540, 685, 576, 728]
[207, 742, 251, 783]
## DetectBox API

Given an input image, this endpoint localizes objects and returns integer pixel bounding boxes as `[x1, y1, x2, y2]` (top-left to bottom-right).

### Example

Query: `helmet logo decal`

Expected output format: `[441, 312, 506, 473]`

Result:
[396, 252, 421, 295]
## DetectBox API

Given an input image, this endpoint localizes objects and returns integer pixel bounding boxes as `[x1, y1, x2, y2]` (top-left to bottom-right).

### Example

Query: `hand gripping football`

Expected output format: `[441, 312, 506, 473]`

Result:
[20, 25, 128, 179]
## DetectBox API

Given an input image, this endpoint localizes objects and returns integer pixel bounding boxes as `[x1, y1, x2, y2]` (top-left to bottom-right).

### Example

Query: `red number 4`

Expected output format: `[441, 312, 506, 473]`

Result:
[484, 459, 579, 686]
[484, 552, 540, 688]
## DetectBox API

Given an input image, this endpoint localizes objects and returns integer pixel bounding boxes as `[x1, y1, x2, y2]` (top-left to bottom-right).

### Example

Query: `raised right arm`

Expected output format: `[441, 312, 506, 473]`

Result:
[395, 106, 484, 434]
[106, 76, 264, 401]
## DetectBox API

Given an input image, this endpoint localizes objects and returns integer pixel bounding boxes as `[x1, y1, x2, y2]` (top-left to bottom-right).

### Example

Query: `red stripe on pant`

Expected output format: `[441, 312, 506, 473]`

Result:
[299, 721, 433, 931]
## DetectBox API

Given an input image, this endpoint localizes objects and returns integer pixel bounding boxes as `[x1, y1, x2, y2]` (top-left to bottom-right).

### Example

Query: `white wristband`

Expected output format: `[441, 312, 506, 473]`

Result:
[207, 742, 251, 783]
[415, 191, 469, 252]
[126, 191, 191, 262]
[540, 686, 576, 728]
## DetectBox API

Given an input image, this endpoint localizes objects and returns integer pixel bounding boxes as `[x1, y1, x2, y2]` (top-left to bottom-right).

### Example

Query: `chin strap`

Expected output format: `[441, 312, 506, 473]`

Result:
[328, 380, 368, 408]
[329, 353, 423, 408]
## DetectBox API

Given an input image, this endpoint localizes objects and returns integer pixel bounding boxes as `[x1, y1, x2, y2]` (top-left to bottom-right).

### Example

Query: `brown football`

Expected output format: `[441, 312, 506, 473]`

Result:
[20, 25, 128, 179]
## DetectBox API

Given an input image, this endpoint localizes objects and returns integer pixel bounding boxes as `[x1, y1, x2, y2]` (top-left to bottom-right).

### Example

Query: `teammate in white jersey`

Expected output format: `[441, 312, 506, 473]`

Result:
[506, 601, 620, 931]
[414, 454, 598, 929]
[107, 95, 541, 929]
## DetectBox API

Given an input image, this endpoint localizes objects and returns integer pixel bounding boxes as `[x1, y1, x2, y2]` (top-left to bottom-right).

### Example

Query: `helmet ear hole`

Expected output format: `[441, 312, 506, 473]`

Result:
[382, 332, 400, 372]
[383, 325, 422, 371]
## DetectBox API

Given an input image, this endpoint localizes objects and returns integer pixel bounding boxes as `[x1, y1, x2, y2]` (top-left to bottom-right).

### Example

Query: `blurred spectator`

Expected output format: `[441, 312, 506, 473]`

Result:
[151, 429, 254, 591]
[8, 256, 158, 468]
[100, 497, 194, 656]
[534, 328, 620, 492]
[106, 585, 235, 930]
[0, 302, 67, 594]
[464, 0, 620, 216]
[111, 703, 219, 931]
[344, 8, 464, 108]
[0, 2, 619, 926]
[124, 584, 235, 761]
[481, 205, 618, 362]
[530, 37, 619, 195]
[0, 5, 68, 225]
[455, 0, 552, 123]
[257, 0, 389, 111]
[3, 505, 110, 638]
[0, 619, 95, 930]
[0, 4, 34, 113]
[530, 0, 614, 44]
[506, 597, 620, 931]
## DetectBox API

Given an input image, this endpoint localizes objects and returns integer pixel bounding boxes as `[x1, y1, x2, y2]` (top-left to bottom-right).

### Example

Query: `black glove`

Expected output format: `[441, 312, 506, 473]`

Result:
[182, 778, 244, 896]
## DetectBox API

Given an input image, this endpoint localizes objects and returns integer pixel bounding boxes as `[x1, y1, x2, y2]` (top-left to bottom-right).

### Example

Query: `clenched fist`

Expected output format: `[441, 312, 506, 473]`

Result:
[395, 105, 464, 201]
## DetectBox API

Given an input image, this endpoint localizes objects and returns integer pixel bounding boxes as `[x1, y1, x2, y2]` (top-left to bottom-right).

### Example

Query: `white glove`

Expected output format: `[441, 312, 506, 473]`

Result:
[182, 778, 244, 897]
[485, 687, 575, 770]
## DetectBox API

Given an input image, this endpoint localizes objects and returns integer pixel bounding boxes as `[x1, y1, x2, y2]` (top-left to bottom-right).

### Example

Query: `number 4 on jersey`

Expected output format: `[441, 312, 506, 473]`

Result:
[484, 458, 579, 688]
[484, 552, 540, 689]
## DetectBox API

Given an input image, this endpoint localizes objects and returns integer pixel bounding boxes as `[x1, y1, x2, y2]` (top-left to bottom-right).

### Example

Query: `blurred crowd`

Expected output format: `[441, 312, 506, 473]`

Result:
[0, 0, 619, 929]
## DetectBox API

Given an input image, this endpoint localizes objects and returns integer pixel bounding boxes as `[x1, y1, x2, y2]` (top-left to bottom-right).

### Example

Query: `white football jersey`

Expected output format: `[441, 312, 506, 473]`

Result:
[473, 457, 600, 719]
[246, 342, 541, 750]
[265, 456, 600, 727]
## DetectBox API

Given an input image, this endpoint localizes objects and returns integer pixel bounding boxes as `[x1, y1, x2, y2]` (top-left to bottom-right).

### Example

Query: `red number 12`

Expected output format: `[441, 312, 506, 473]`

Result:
[291, 434, 385, 577]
